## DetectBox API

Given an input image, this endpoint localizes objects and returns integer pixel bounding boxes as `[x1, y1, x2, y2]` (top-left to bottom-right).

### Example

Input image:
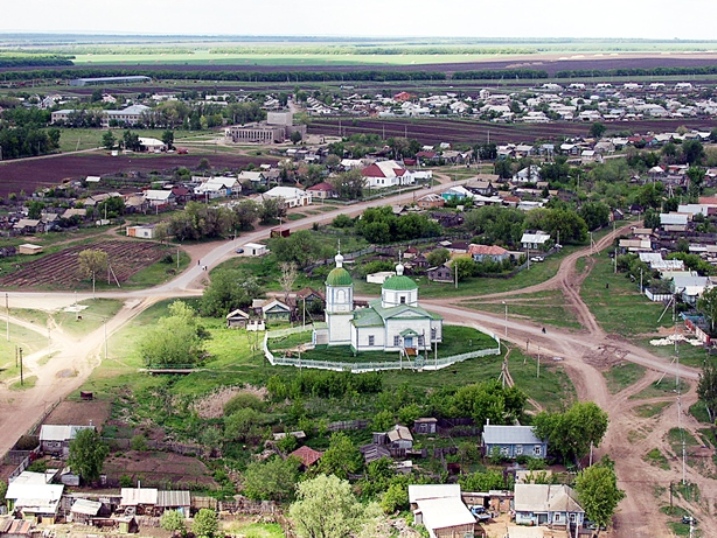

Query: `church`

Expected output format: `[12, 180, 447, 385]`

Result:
[313, 252, 443, 354]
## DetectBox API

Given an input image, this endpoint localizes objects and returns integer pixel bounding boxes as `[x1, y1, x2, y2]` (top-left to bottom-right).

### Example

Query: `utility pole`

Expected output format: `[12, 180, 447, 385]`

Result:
[19, 347, 23, 386]
[176, 247, 180, 270]
[104, 318, 108, 360]
[536, 355, 540, 378]
[5, 292, 8, 342]
[75, 291, 79, 321]
[503, 301, 508, 337]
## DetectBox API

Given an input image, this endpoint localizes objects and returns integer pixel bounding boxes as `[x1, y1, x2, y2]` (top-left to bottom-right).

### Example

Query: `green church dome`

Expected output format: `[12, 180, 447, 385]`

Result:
[382, 275, 418, 291]
[326, 267, 353, 287]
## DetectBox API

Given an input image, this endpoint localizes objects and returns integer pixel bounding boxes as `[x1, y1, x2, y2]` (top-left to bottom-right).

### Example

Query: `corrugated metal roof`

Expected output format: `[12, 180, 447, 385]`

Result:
[408, 484, 461, 503]
[514, 484, 583, 513]
[39, 425, 94, 442]
[482, 425, 542, 445]
[415, 497, 475, 531]
[157, 490, 191, 508]
[120, 488, 158, 506]
[71, 498, 103, 515]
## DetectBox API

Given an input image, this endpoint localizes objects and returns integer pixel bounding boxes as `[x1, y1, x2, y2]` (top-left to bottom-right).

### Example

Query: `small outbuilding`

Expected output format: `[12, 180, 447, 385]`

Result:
[413, 417, 438, 435]
[242, 243, 268, 257]
[18, 244, 43, 256]
[226, 309, 251, 329]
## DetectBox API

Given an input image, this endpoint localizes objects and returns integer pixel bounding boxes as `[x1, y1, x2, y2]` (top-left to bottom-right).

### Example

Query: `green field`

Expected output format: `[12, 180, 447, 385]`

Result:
[466, 290, 582, 331]
[602, 362, 646, 394]
[580, 253, 674, 336]
[55, 128, 201, 153]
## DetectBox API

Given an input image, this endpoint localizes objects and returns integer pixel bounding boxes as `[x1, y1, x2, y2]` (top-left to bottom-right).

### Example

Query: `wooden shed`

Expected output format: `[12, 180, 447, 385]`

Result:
[226, 309, 250, 329]
[18, 244, 43, 256]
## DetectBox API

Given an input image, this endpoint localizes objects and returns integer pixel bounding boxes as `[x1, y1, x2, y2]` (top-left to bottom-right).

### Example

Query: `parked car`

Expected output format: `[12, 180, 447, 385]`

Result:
[530, 256, 544, 262]
[682, 515, 697, 525]
[235, 248, 244, 254]
[470, 506, 491, 521]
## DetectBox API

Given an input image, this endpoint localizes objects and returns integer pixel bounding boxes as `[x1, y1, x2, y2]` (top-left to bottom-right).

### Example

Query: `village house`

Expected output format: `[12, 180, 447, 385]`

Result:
[427, 264, 453, 283]
[481, 425, 548, 459]
[514, 484, 585, 529]
[520, 231, 551, 251]
[306, 181, 338, 201]
[262, 186, 311, 208]
[289, 446, 323, 471]
[413, 417, 438, 435]
[126, 224, 156, 240]
[361, 160, 414, 189]
[408, 485, 475, 538]
[39, 425, 95, 457]
[469, 244, 511, 264]
[5, 472, 64, 523]
[226, 308, 251, 329]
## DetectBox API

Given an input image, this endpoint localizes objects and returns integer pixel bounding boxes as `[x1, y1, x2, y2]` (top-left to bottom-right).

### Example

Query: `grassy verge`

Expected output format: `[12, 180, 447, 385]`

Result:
[638, 337, 712, 369]
[580, 254, 674, 336]
[54, 299, 124, 338]
[629, 380, 689, 400]
[464, 290, 582, 330]
[122, 250, 191, 289]
[10, 375, 37, 390]
[644, 448, 671, 470]
[602, 362, 646, 394]
[667, 428, 700, 457]
[633, 401, 671, 418]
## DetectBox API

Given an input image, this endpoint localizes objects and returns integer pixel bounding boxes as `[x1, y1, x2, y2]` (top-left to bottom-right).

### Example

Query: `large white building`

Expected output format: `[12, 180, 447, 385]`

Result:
[361, 160, 415, 189]
[315, 253, 442, 353]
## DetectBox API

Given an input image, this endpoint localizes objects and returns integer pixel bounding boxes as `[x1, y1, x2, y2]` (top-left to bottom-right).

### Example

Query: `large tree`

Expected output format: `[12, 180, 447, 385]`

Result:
[318, 432, 363, 479]
[575, 459, 625, 533]
[698, 287, 717, 335]
[78, 249, 109, 294]
[289, 474, 380, 538]
[697, 362, 717, 422]
[242, 456, 300, 502]
[534, 402, 608, 465]
[139, 301, 206, 367]
[68, 428, 109, 484]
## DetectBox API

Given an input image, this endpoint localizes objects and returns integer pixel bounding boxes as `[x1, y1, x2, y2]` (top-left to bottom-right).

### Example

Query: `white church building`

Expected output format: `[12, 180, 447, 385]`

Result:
[314, 253, 443, 353]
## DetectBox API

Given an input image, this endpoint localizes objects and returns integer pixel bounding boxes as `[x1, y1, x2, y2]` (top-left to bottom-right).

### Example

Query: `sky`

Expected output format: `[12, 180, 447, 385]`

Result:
[2, 0, 717, 40]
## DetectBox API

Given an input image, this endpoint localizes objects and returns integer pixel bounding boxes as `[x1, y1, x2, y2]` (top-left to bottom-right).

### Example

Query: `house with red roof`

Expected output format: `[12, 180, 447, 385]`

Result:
[468, 244, 511, 263]
[289, 446, 323, 470]
[307, 181, 338, 201]
[393, 91, 413, 102]
[362, 160, 415, 189]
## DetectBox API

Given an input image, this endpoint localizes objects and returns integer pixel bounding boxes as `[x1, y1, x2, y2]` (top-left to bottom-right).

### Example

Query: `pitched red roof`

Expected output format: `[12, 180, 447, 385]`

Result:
[307, 182, 336, 192]
[290, 445, 323, 467]
[468, 244, 509, 256]
[361, 163, 387, 178]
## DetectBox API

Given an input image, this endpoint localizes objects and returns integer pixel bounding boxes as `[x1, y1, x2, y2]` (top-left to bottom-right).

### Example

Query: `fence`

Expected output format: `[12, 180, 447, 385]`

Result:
[327, 419, 369, 432]
[264, 328, 501, 373]
[644, 288, 672, 302]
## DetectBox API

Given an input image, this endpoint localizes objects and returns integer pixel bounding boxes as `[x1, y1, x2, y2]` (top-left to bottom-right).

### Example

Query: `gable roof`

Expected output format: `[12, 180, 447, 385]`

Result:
[307, 182, 336, 192]
[226, 308, 250, 320]
[482, 425, 543, 445]
[387, 424, 413, 443]
[514, 484, 583, 514]
[120, 487, 159, 506]
[415, 497, 476, 532]
[468, 244, 509, 256]
[40, 425, 95, 442]
[361, 160, 407, 178]
[408, 484, 461, 504]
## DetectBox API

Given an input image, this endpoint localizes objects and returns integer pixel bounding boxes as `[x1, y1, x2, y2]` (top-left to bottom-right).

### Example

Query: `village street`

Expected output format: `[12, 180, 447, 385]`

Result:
[0, 187, 711, 537]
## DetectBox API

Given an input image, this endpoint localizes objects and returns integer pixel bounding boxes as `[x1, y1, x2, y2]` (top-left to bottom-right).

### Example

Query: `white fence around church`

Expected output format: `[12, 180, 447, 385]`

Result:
[263, 326, 501, 373]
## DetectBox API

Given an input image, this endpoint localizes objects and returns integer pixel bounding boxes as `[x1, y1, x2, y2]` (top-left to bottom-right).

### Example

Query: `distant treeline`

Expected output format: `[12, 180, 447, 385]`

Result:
[0, 55, 74, 67]
[453, 69, 549, 80]
[208, 46, 538, 56]
[0, 68, 447, 82]
[554, 65, 717, 78]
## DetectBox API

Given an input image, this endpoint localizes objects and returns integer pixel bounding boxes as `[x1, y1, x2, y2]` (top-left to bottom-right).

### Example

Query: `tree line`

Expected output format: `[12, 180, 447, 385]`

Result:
[0, 55, 74, 67]
[0, 106, 59, 159]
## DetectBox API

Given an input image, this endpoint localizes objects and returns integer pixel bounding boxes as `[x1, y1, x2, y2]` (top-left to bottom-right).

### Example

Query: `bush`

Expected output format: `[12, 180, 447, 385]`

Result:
[130, 434, 148, 452]
[223, 393, 266, 415]
[119, 475, 134, 487]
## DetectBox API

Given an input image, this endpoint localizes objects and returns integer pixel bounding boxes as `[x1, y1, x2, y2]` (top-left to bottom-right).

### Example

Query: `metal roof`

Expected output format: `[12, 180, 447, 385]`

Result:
[514, 484, 583, 514]
[71, 498, 103, 515]
[157, 490, 191, 508]
[120, 488, 158, 506]
[415, 497, 476, 531]
[482, 425, 543, 445]
[408, 484, 461, 504]
[39, 425, 94, 442]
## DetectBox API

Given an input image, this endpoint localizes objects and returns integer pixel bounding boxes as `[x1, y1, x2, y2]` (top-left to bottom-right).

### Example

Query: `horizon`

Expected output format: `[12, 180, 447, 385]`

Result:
[2, 0, 717, 41]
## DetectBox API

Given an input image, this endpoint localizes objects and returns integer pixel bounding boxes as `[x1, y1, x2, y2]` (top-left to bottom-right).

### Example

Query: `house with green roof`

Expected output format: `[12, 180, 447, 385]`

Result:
[314, 252, 443, 353]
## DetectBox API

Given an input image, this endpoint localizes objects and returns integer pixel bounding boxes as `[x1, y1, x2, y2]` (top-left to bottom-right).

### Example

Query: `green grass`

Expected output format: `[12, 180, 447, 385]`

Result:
[688, 402, 712, 424]
[465, 290, 582, 330]
[602, 362, 646, 394]
[638, 337, 713, 369]
[225, 522, 284, 538]
[54, 128, 199, 153]
[644, 448, 671, 470]
[633, 401, 671, 418]
[54, 298, 123, 337]
[122, 250, 191, 289]
[286, 213, 306, 221]
[629, 380, 689, 400]
[667, 428, 700, 457]
[580, 254, 674, 336]
[10, 375, 37, 390]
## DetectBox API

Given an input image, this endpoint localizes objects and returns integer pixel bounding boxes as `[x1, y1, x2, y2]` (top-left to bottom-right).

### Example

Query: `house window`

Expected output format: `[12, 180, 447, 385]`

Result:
[400, 296, 406, 304]
[500, 446, 509, 456]
[368, 335, 375, 346]
[431, 328, 437, 340]
[569, 514, 576, 522]
[516, 445, 523, 456]
[394, 336, 401, 347]
[534, 445, 542, 456]
[418, 335, 424, 347]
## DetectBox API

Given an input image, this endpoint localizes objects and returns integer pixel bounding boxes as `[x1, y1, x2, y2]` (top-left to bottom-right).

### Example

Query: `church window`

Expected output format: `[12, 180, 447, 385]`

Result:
[393, 335, 400, 347]
[418, 335, 424, 346]
[368, 335, 375, 346]
[337, 290, 345, 302]
[431, 328, 437, 340]
[400, 296, 406, 304]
